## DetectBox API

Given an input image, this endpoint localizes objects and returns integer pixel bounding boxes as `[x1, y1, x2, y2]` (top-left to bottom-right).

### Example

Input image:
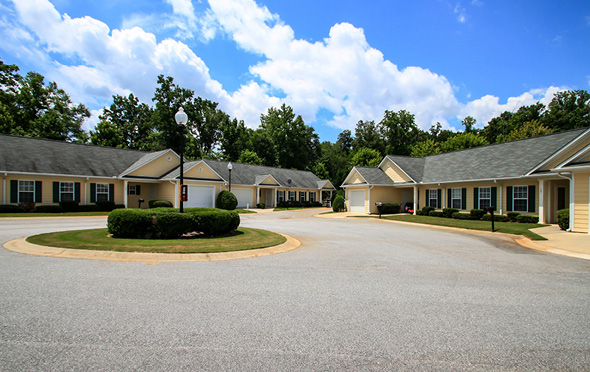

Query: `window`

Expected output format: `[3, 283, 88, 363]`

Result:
[451, 188, 462, 209]
[428, 189, 438, 208]
[18, 180, 35, 202]
[513, 186, 528, 212]
[277, 190, 285, 203]
[288, 191, 296, 201]
[479, 187, 491, 209]
[128, 185, 140, 195]
[299, 191, 306, 202]
[96, 183, 109, 202]
[60, 182, 74, 201]
[309, 192, 315, 202]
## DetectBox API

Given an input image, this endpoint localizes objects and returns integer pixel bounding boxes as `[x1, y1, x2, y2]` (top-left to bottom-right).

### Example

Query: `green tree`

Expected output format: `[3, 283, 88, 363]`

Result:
[336, 129, 354, 154]
[312, 162, 330, 180]
[440, 132, 489, 152]
[427, 122, 455, 143]
[350, 147, 382, 167]
[251, 129, 277, 167]
[543, 90, 590, 131]
[219, 118, 252, 161]
[497, 120, 554, 142]
[90, 93, 153, 150]
[462, 116, 477, 133]
[410, 138, 442, 157]
[318, 141, 349, 189]
[379, 110, 425, 155]
[237, 149, 263, 165]
[353, 120, 383, 154]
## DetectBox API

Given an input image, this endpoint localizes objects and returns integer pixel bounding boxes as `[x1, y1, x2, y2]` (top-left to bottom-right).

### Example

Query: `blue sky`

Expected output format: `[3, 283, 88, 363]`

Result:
[1, 0, 589, 142]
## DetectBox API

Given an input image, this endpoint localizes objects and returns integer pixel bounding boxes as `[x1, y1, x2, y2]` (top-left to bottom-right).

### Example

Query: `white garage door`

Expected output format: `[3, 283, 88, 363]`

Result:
[349, 190, 366, 213]
[232, 188, 253, 208]
[186, 185, 215, 208]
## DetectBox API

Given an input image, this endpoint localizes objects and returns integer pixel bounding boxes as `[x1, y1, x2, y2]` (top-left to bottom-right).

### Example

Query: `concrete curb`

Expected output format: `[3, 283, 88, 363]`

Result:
[2, 233, 301, 263]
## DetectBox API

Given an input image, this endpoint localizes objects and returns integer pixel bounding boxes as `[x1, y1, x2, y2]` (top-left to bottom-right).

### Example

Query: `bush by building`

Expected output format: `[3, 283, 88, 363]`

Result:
[149, 200, 173, 208]
[216, 190, 238, 210]
[557, 209, 569, 230]
[442, 208, 459, 218]
[332, 195, 345, 212]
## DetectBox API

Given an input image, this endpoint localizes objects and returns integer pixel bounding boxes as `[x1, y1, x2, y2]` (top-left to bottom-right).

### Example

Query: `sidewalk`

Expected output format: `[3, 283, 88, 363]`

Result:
[317, 212, 590, 260]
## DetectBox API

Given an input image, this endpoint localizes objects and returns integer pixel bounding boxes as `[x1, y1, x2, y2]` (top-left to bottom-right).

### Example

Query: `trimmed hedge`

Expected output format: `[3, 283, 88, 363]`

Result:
[107, 207, 240, 239]
[0, 204, 25, 213]
[421, 206, 435, 215]
[470, 209, 485, 220]
[557, 209, 569, 230]
[332, 195, 345, 212]
[442, 208, 459, 218]
[78, 204, 100, 212]
[380, 203, 400, 214]
[256, 203, 265, 209]
[416, 210, 424, 216]
[216, 190, 238, 210]
[453, 212, 476, 220]
[482, 214, 509, 222]
[507, 212, 520, 222]
[428, 210, 443, 217]
[150, 200, 173, 208]
[35, 205, 64, 213]
[96, 200, 116, 211]
[516, 215, 538, 224]
[59, 200, 79, 212]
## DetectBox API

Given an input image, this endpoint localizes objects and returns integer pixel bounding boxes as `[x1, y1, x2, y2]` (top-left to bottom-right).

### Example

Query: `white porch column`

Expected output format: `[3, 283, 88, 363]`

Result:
[256, 186, 260, 205]
[319, 189, 323, 205]
[174, 180, 179, 208]
[569, 175, 575, 231]
[123, 180, 128, 208]
[413, 186, 418, 215]
[498, 183, 503, 215]
[538, 180, 545, 224]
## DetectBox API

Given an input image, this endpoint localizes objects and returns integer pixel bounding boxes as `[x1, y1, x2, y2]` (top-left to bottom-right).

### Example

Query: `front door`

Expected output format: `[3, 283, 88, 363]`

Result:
[265, 189, 273, 207]
[557, 187, 566, 211]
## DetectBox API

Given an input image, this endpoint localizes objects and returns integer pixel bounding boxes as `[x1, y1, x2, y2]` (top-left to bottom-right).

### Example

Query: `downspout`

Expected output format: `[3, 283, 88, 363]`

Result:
[557, 172, 573, 232]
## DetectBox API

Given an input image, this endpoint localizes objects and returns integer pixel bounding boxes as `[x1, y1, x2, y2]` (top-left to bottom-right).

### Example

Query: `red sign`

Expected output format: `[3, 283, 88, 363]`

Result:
[180, 184, 188, 202]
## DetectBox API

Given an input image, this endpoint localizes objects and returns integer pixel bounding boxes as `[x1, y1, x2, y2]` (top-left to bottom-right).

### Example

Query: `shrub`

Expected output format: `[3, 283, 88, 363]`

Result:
[516, 215, 538, 224]
[332, 195, 345, 212]
[557, 209, 569, 230]
[34, 205, 63, 213]
[256, 203, 265, 209]
[114, 204, 125, 210]
[310, 201, 323, 208]
[453, 212, 475, 220]
[149, 200, 173, 208]
[59, 200, 79, 212]
[0, 204, 25, 213]
[470, 209, 485, 220]
[78, 204, 100, 212]
[416, 210, 424, 216]
[19, 202, 36, 212]
[442, 208, 459, 218]
[96, 200, 116, 211]
[151, 211, 196, 239]
[482, 214, 509, 222]
[507, 212, 520, 222]
[421, 206, 435, 215]
[190, 209, 240, 236]
[108, 209, 155, 238]
[381, 203, 400, 214]
[216, 190, 238, 210]
[429, 210, 443, 217]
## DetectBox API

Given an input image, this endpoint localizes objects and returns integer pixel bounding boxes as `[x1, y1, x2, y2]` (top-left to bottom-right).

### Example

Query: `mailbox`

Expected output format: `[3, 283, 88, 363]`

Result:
[180, 184, 188, 202]
[375, 202, 383, 218]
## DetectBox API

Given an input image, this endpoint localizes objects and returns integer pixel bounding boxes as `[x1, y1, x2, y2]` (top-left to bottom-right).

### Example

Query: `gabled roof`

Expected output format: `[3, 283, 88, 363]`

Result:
[0, 134, 149, 177]
[317, 180, 336, 190]
[120, 149, 177, 177]
[255, 174, 280, 186]
[383, 156, 425, 182]
[347, 167, 395, 186]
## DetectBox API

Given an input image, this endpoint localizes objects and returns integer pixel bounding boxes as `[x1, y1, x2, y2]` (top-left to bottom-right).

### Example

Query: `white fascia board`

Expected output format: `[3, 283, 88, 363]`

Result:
[256, 174, 281, 186]
[119, 149, 178, 177]
[1, 171, 120, 180]
[525, 128, 590, 176]
[554, 143, 590, 169]
[341, 167, 367, 187]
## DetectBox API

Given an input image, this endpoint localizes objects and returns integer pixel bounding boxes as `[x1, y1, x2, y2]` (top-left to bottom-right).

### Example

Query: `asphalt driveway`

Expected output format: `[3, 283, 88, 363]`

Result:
[1, 210, 589, 371]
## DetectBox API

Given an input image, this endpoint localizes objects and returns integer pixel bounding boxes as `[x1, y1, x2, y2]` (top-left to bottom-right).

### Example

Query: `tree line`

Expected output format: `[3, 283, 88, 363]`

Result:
[1, 59, 589, 188]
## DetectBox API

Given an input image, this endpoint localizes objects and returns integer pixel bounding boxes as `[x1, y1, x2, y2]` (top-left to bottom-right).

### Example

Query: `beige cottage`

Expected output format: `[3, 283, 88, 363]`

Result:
[342, 128, 590, 234]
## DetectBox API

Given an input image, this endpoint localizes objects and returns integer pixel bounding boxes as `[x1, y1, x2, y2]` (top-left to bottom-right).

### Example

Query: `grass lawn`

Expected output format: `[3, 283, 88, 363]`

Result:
[378, 214, 548, 240]
[27, 227, 286, 254]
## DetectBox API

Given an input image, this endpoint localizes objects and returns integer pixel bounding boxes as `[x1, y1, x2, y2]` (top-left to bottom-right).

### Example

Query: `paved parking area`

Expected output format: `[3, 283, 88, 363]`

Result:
[1, 210, 589, 371]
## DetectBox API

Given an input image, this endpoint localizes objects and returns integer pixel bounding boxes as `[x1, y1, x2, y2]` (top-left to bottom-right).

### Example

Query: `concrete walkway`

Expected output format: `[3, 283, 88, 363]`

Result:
[317, 211, 590, 260]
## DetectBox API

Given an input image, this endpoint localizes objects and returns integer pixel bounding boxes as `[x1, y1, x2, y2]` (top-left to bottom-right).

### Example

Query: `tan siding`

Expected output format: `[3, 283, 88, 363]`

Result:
[541, 140, 590, 170]
[184, 163, 222, 180]
[369, 187, 402, 214]
[500, 180, 539, 215]
[381, 162, 411, 182]
[573, 173, 589, 233]
[157, 182, 177, 207]
[261, 176, 279, 186]
[128, 152, 178, 177]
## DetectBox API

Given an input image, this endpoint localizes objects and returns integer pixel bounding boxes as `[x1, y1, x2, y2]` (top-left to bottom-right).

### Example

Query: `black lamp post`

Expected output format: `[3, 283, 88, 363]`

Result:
[227, 162, 233, 192]
[175, 107, 188, 213]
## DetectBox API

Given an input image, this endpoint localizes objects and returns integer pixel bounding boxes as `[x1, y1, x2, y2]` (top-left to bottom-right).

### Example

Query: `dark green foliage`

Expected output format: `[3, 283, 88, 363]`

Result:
[507, 212, 520, 222]
[96, 200, 116, 211]
[453, 212, 476, 220]
[429, 210, 444, 217]
[442, 208, 459, 218]
[256, 203, 265, 209]
[149, 200, 173, 208]
[0, 204, 25, 213]
[381, 203, 400, 214]
[216, 190, 237, 210]
[34, 205, 63, 213]
[59, 200, 79, 212]
[516, 215, 538, 224]
[19, 202, 36, 212]
[332, 195, 345, 212]
[421, 206, 435, 215]
[470, 209, 485, 220]
[557, 209, 569, 230]
[416, 210, 424, 216]
[78, 204, 100, 212]
[482, 214, 509, 222]
[107, 208, 240, 239]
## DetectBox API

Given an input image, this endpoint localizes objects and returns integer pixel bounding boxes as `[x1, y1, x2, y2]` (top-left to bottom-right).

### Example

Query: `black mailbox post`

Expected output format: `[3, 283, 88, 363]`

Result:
[485, 207, 495, 232]
[375, 202, 383, 218]
[138, 198, 145, 209]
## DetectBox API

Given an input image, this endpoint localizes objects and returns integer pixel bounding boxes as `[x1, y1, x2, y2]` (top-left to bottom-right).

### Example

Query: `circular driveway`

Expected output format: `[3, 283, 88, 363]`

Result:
[1, 210, 589, 371]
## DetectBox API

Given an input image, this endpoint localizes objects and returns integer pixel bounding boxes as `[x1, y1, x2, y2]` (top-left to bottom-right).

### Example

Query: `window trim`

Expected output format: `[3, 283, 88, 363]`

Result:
[451, 188, 462, 209]
[428, 189, 438, 208]
[479, 186, 491, 210]
[277, 190, 285, 203]
[96, 183, 110, 202]
[513, 185, 528, 212]
[288, 191, 296, 201]
[299, 191, 306, 202]
[309, 192, 315, 202]
[59, 181, 75, 202]
[18, 180, 35, 203]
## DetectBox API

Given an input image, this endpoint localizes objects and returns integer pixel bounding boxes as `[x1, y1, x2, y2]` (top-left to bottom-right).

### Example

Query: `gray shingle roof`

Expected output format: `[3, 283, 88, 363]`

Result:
[386, 128, 588, 183]
[0, 134, 150, 177]
[353, 167, 396, 185]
